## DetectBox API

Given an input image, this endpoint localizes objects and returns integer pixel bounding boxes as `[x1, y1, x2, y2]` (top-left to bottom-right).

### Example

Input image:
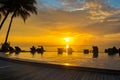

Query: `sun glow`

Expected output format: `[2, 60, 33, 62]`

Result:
[64, 37, 70, 42]
[64, 37, 71, 49]
[66, 44, 69, 48]
[64, 63, 70, 66]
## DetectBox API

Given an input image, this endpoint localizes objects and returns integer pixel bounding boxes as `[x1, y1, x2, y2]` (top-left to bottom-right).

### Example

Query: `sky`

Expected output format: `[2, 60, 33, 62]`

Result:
[0, 0, 120, 48]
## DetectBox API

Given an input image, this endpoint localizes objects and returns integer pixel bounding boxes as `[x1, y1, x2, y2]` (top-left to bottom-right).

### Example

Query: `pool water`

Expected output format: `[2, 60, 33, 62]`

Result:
[5, 51, 120, 70]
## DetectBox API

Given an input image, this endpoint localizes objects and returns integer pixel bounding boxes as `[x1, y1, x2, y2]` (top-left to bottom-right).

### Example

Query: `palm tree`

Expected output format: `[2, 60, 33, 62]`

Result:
[0, 1, 6, 21]
[0, 0, 37, 29]
[0, 0, 12, 29]
[0, 0, 37, 51]
[4, 0, 37, 43]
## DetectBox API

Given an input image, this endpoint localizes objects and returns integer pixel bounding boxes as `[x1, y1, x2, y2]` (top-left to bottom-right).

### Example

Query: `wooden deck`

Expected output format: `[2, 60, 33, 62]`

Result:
[0, 59, 120, 80]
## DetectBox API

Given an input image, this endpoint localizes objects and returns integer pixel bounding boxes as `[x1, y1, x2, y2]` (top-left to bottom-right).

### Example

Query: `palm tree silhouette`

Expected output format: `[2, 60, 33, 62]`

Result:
[0, 0, 37, 51]
[0, 0, 37, 43]
[0, 4, 6, 21]
[0, 0, 13, 29]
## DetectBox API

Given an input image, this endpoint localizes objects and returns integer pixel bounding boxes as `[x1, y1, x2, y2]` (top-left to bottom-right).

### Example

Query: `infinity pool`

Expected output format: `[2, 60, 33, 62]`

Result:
[4, 51, 120, 70]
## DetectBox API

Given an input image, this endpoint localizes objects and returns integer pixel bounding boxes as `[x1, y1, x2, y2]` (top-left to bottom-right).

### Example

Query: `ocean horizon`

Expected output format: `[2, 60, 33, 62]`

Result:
[1, 43, 120, 52]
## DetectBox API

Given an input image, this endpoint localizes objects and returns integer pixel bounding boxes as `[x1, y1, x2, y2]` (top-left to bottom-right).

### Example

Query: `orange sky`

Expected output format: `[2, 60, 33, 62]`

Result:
[0, 0, 120, 47]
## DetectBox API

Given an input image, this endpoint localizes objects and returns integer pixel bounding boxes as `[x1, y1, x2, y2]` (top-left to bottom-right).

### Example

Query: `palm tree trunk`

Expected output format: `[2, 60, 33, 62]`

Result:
[0, 11, 9, 29]
[4, 13, 14, 44]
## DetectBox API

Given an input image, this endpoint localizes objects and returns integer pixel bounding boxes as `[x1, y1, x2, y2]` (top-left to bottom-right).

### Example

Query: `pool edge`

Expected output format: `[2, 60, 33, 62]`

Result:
[0, 54, 120, 74]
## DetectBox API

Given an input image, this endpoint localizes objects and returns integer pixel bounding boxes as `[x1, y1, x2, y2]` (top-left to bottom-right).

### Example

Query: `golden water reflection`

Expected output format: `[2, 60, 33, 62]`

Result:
[5, 51, 120, 70]
[64, 63, 71, 66]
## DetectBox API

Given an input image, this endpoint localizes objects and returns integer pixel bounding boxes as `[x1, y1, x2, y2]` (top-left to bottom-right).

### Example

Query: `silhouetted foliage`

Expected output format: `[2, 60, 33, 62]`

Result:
[57, 48, 64, 55]
[92, 46, 99, 58]
[30, 46, 36, 53]
[92, 46, 99, 54]
[1, 42, 10, 52]
[9, 46, 14, 53]
[0, 0, 37, 44]
[37, 47, 44, 53]
[83, 49, 89, 54]
[67, 48, 73, 55]
[105, 46, 119, 56]
[15, 46, 21, 52]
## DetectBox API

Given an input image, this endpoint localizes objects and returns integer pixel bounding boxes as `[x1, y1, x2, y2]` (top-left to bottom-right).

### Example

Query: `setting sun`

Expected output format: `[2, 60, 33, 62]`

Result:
[64, 37, 70, 42]
[0, 0, 120, 79]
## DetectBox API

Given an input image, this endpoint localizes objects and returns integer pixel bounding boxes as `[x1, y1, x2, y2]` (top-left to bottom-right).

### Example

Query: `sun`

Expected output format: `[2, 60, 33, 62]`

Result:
[64, 37, 70, 42]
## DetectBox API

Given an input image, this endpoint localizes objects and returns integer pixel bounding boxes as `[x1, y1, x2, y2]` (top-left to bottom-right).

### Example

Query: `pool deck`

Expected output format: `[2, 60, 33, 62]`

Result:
[0, 54, 120, 80]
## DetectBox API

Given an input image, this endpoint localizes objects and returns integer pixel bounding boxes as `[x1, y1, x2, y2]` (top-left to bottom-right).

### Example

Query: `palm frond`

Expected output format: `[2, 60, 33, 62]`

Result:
[12, 0, 37, 21]
[0, 0, 37, 25]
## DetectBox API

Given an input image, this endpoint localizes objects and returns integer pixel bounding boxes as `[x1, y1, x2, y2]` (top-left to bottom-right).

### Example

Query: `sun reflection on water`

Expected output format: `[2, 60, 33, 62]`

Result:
[64, 63, 70, 66]
[66, 44, 69, 49]
[64, 37, 70, 53]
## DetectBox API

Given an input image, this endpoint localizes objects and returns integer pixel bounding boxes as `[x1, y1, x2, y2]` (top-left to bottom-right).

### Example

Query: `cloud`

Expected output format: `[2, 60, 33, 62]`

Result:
[58, 0, 86, 11]
[85, 0, 116, 22]
[17, 0, 119, 37]
[1, 0, 120, 46]
[104, 12, 120, 22]
[31, 0, 120, 37]
[37, 0, 120, 22]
